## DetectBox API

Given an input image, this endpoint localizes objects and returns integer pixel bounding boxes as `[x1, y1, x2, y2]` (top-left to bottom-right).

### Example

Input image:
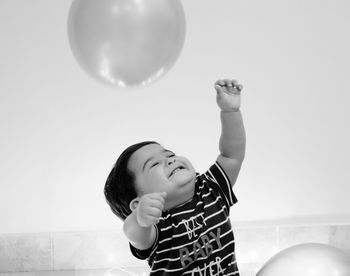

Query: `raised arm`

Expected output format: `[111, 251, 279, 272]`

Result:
[215, 79, 246, 186]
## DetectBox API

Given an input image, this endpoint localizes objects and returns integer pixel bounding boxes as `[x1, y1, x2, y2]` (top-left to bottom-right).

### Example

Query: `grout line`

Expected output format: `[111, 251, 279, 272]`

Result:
[50, 232, 54, 271]
[276, 225, 280, 251]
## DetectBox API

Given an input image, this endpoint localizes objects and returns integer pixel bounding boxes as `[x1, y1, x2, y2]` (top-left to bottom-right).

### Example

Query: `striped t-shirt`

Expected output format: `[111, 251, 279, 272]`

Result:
[130, 162, 239, 276]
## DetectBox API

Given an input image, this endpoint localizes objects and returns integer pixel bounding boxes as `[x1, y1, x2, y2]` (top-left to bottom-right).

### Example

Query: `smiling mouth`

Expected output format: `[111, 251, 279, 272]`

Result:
[169, 166, 185, 177]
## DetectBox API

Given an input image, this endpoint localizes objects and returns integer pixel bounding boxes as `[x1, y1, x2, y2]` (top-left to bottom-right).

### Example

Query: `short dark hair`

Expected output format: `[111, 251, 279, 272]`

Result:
[104, 141, 159, 220]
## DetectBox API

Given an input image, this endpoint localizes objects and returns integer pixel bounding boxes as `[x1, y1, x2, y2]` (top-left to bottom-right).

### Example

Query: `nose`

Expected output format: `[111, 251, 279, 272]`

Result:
[167, 157, 176, 166]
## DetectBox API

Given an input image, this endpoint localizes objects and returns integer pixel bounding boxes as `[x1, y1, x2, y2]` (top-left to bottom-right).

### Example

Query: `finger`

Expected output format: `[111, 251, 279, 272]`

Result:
[215, 84, 223, 94]
[147, 192, 166, 202]
[215, 79, 225, 87]
[224, 79, 231, 87]
[231, 80, 238, 87]
[148, 216, 161, 225]
[140, 214, 160, 227]
[149, 199, 164, 210]
[237, 84, 243, 91]
[146, 193, 166, 208]
[148, 207, 163, 218]
[224, 79, 233, 87]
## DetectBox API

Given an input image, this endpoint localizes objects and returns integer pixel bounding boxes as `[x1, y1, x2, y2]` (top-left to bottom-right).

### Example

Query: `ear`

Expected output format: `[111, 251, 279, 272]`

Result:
[129, 197, 140, 211]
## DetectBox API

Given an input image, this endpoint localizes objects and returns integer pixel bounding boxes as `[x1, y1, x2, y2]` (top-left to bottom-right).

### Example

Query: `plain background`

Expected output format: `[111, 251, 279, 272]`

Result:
[1, 0, 350, 234]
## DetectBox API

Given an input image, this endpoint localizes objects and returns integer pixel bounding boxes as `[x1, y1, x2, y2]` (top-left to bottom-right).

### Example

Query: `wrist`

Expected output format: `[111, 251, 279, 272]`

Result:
[134, 207, 153, 228]
[220, 107, 240, 113]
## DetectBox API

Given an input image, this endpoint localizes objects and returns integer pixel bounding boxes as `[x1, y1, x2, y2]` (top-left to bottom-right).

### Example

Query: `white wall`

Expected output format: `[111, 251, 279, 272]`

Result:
[1, 0, 350, 234]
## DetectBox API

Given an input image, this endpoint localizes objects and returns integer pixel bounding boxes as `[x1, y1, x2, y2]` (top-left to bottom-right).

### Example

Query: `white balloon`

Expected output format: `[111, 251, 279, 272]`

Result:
[257, 243, 350, 276]
[68, 0, 186, 88]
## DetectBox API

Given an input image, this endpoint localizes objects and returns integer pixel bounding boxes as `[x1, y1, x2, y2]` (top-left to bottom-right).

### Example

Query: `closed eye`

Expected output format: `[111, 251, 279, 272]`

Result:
[151, 162, 159, 168]
[164, 149, 176, 158]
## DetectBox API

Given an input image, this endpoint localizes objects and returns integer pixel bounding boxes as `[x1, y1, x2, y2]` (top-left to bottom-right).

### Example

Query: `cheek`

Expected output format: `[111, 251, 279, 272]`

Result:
[142, 171, 172, 194]
[179, 156, 194, 167]
[147, 168, 168, 183]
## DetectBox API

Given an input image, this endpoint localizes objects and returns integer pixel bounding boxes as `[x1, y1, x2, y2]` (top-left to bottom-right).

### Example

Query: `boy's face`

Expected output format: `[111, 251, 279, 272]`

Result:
[128, 143, 196, 210]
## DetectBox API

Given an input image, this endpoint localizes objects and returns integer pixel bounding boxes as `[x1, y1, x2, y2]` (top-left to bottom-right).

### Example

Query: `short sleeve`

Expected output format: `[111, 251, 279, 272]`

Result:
[203, 162, 238, 209]
[129, 225, 159, 260]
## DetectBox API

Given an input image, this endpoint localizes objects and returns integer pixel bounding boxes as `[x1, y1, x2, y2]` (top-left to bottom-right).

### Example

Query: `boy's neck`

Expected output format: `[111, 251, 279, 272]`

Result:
[164, 178, 196, 211]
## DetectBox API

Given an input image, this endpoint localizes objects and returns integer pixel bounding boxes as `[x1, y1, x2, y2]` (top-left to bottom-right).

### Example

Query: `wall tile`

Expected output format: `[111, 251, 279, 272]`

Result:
[329, 225, 350, 255]
[235, 226, 278, 265]
[277, 225, 332, 250]
[52, 231, 145, 270]
[0, 233, 52, 272]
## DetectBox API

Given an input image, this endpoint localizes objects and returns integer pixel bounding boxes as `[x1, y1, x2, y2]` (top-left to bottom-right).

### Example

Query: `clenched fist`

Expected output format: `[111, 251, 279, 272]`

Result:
[136, 192, 167, 227]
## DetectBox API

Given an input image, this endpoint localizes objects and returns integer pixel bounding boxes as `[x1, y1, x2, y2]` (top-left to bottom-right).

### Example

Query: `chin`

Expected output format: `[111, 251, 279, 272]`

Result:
[177, 174, 196, 197]
[173, 171, 196, 188]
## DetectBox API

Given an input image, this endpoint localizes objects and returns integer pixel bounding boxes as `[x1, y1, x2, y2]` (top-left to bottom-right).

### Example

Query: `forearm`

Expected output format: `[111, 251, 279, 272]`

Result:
[123, 210, 156, 250]
[219, 110, 246, 161]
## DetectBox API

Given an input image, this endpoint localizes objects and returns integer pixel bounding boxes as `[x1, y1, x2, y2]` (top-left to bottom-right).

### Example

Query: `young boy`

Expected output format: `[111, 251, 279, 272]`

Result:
[104, 79, 246, 275]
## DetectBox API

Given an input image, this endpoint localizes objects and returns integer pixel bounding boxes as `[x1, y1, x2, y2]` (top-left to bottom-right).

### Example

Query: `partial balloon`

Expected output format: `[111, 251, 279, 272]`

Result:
[257, 243, 350, 276]
[67, 0, 186, 88]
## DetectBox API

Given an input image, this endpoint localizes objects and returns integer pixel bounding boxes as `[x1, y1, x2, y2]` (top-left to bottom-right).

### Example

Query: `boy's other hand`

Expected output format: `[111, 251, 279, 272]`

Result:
[215, 79, 243, 112]
[136, 192, 166, 228]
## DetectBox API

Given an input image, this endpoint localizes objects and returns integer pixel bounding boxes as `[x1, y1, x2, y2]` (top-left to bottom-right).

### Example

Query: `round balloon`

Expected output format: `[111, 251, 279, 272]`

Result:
[67, 0, 186, 87]
[257, 243, 350, 276]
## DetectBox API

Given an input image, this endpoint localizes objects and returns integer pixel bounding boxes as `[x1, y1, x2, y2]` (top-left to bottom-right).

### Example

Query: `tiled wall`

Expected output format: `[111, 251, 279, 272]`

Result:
[234, 224, 350, 274]
[0, 224, 349, 273]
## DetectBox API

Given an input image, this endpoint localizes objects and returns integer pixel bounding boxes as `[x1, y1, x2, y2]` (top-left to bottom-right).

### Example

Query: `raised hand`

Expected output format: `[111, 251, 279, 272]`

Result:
[215, 79, 243, 112]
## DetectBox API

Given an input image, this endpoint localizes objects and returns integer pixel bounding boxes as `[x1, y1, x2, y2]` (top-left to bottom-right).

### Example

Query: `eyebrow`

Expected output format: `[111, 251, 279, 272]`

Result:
[142, 149, 175, 172]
